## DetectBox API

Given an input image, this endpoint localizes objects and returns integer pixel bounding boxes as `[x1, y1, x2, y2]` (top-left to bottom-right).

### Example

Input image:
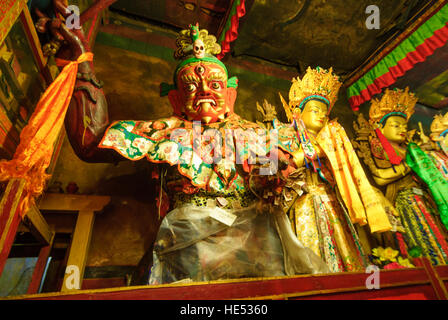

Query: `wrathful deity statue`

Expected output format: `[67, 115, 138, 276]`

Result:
[55, 20, 336, 284]
[354, 88, 448, 265]
[271, 67, 394, 273]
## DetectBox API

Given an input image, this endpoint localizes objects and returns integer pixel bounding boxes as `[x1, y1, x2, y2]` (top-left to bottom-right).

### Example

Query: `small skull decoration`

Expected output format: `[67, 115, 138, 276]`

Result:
[193, 39, 205, 59]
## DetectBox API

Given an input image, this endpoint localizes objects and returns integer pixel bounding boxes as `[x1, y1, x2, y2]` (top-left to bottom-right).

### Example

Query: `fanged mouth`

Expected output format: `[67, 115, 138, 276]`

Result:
[195, 98, 217, 107]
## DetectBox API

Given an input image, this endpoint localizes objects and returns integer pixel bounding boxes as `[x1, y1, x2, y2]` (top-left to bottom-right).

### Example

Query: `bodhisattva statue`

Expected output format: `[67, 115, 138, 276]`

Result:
[410, 113, 448, 232]
[55, 21, 332, 284]
[354, 88, 448, 265]
[428, 112, 448, 180]
[271, 67, 394, 273]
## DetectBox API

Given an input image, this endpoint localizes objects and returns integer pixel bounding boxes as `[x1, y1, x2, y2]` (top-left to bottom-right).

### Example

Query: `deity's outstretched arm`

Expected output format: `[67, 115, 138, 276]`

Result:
[56, 23, 122, 163]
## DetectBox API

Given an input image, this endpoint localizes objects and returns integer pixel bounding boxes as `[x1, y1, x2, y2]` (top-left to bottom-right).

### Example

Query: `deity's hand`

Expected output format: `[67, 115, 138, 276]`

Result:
[291, 148, 305, 168]
[416, 122, 433, 150]
[33, 0, 90, 62]
[34, 7, 64, 41]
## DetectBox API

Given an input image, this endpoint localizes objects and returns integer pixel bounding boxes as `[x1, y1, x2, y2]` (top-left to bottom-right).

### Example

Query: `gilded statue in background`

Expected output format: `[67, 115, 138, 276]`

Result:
[428, 112, 448, 179]
[353, 88, 448, 265]
[272, 67, 393, 273]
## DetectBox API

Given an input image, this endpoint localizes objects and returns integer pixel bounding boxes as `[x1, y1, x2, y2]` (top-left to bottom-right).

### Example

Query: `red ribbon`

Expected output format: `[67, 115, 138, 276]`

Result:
[374, 128, 403, 165]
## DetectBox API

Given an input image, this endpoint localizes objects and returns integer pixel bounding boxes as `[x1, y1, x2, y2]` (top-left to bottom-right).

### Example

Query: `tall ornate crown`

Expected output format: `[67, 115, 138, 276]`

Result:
[369, 87, 418, 127]
[430, 112, 448, 141]
[174, 23, 221, 60]
[282, 67, 342, 122]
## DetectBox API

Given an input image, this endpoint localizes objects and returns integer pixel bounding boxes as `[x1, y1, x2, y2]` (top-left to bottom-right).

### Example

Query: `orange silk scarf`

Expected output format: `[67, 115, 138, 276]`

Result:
[0, 52, 93, 216]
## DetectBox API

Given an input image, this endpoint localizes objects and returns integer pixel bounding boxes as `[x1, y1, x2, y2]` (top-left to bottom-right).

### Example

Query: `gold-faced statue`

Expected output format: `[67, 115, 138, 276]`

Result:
[361, 87, 417, 183]
[281, 66, 340, 134]
[430, 112, 448, 156]
[369, 87, 416, 145]
[275, 67, 396, 273]
[354, 87, 448, 266]
[300, 99, 329, 135]
[380, 115, 408, 144]
[279, 67, 341, 167]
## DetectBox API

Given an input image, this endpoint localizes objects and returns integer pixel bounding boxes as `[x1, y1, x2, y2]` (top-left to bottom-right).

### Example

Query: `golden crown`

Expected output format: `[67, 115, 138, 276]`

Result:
[369, 87, 417, 127]
[282, 67, 342, 122]
[174, 23, 221, 60]
[430, 112, 448, 141]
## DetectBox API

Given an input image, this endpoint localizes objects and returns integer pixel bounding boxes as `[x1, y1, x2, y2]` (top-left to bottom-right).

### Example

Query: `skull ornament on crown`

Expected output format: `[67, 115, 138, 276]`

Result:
[161, 23, 238, 124]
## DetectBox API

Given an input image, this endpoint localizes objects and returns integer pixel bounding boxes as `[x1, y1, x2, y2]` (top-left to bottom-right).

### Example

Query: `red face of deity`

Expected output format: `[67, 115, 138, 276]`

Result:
[168, 61, 237, 124]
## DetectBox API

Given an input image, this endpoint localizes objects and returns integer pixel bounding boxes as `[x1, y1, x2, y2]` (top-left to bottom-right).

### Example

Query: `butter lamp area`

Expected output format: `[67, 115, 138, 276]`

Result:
[0, 0, 447, 301]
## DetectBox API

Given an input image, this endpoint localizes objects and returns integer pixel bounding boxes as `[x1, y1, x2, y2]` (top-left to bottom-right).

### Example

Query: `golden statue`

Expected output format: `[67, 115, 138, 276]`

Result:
[274, 67, 393, 273]
[427, 112, 448, 179]
[353, 88, 448, 265]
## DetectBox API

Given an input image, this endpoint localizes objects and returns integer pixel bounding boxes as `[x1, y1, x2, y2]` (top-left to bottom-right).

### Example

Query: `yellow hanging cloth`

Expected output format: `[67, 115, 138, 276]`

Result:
[0, 52, 93, 216]
[317, 121, 392, 233]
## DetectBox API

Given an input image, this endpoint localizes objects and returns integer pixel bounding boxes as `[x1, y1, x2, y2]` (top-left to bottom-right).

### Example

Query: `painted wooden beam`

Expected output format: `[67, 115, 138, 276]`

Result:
[23, 204, 53, 245]
[38, 193, 111, 212]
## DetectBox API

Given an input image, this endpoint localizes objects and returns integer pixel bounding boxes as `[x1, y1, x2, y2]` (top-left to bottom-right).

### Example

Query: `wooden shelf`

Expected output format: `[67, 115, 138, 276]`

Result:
[2, 261, 447, 300]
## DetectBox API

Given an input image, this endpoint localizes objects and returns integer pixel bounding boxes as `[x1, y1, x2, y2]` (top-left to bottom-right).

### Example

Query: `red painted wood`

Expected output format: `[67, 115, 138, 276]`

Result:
[299, 285, 436, 300]
[23, 267, 432, 300]
[81, 278, 126, 290]
[435, 265, 448, 279]
[0, 209, 22, 276]
[0, 180, 23, 276]
[27, 239, 53, 294]
[434, 265, 448, 293]
[420, 258, 448, 300]
[0, 181, 20, 234]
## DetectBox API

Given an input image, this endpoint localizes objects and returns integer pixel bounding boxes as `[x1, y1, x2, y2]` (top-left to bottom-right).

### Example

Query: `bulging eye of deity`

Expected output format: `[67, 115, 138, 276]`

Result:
[193, 39, 205, 59]
[210, 82, 222, 90]
[186, 83, 197, 92]
[380, 115, 408, 144]
[300, 99, 329, 135]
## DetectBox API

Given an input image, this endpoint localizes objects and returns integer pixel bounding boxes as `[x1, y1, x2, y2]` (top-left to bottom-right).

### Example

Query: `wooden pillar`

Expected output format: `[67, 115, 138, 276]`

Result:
[0, 179, 26, 276]
[61, 210, 95, 292]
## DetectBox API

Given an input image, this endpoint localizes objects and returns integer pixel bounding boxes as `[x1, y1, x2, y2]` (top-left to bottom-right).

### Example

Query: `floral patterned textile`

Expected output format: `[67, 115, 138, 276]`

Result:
[99, 113, 274, 192]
